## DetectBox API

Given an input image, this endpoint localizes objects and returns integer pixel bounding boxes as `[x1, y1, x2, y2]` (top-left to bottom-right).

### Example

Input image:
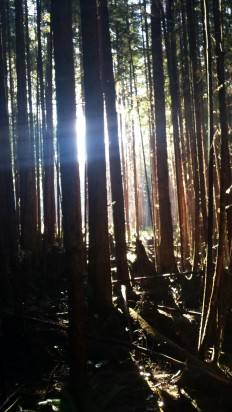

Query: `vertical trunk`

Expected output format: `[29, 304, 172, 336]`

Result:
[164, 0, 188, 271]
[151, 0, 177, 273]
[143, 0, 159, 257]
[79, 0, 112, 310]
[198, 0, 215, 353]
[199, 0, 232, 362]
[51, 0, 86, 403]
[37, 0, 56, 247]
[15, 0, 37, 250]
[98, 0, 130, 285]
[45, 25, 56, 245]
[24, 0, 38, 243]
[131, 116, 140, 238]
[119, 112, 131, 242]
[186, 0, 207, 264]
[213, 0, 231, 249]
[0, 10, 18, 306]
[179, 0, 196, 268]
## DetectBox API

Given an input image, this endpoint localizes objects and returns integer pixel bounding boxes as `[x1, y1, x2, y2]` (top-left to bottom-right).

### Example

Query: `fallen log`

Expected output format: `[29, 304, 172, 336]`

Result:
[129, 307, 232, 410]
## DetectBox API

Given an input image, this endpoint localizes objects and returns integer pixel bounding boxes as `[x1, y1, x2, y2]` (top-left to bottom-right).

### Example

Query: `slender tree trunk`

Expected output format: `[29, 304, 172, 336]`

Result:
[51, 0, 86, 404]
[37, 0, 56, 247]
[198, 0, 215, 354]
[44, 25, 56, 245]
[186, 0, 208, 264]
[24, 0, 38, 245]
[98, 0, 130, 285]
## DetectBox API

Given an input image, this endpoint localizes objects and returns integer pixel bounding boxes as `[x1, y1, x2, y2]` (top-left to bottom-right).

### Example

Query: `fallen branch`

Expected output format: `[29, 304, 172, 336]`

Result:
[129, 307, 232, 408]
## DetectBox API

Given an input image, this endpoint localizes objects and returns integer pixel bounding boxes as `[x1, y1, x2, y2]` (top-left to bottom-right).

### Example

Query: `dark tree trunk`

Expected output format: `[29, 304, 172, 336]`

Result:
[151, 0, 177, 273]
[0, 11, 19, 311]
[212, 0, 231, 249]
[15, 0, 37, 250]
[51, 0, 86, 405]
[98, 0, 130, 285]
[164, 0, 188, 271]
[79, 0, 112, 310]
[37, 0, 56, 247]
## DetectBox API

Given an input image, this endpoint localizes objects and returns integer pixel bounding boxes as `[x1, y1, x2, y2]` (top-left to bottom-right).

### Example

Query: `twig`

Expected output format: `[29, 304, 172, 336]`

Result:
[0, 386, 24, 412]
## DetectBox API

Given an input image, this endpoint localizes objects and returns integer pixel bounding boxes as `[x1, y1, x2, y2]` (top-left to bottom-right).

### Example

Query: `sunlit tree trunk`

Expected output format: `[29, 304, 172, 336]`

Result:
[119, 112, 131, 242]
[212, 1, 231, 250]
[179, 0, 195, 268]
[51, 0, 86, 404]
[37, 0, 55, 247]
[198, 0, 215, 356]
[79, 0, 112, 310]
[186, 0, 207, 269]
[44, 23, 56, 245]
[142, 0, 159, 266]
[24, 0, 38, 244]
[151, 0, 177, 273]
[98, 0, 130, 285]
[198, 0, 232, 362]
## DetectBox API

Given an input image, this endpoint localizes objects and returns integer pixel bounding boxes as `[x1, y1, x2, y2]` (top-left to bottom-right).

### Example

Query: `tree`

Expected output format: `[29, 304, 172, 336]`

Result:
[98, 0, 130, 286]
[79, 0, 112, 310]
[186, 0, 207, 270]
[51, 0, 86, 404]
[15, 0, 37, 250]
[0, 6, 19, 311]
[37, 0, 56, 248]
[198, 0, 232, 362]
[151, 0, 177, 273]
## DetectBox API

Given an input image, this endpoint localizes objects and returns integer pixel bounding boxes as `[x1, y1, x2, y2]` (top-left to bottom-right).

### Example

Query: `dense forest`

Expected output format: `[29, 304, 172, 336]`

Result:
[0, 0, 231, 411]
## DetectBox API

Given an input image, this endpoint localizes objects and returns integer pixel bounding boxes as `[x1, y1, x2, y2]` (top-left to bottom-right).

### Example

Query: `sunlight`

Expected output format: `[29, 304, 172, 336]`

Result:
[76, 109, 86, 222]
[76, 109, 86, 167]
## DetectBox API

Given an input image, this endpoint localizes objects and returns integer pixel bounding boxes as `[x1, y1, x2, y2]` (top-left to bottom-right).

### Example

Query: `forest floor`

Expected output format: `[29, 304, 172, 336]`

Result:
[1, 241, 232, 412]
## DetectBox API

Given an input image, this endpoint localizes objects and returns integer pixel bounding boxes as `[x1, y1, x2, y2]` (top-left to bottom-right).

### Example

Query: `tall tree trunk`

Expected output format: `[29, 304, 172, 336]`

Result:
[0, 10, 19, 310]
[198, 0, 232, 362]
[151, 0, 177, 273]
[44, 24, 56, 245]
[15, 0, 37, 250]
[212, 0, 231, 249]
[24, 0, 38, 245]
[51, 0, 86, 404]
[186, 0, 207, 268]
[79, 0, 112, 310]
[198, 0, 215, 354]
[164, 0, 188, 271]
[37, 0, 56, 247]
[98, 0, 130, 285]
[179, 0, 196, 269]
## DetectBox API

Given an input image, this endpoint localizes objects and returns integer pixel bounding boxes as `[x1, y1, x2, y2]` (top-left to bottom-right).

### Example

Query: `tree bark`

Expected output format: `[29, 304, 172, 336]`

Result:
[15, 0, 37, 250]
[51, 0, 86, 404]
[98, 0, 130, 286]
[79, 0, 112, 310]
[151, 0, 177, 273]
